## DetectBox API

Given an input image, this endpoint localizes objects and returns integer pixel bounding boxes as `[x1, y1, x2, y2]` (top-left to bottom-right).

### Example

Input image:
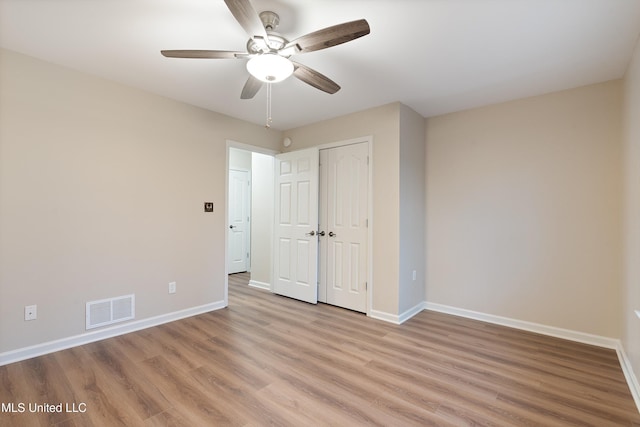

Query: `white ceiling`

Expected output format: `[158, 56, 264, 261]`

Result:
[2, 0, 640, 130]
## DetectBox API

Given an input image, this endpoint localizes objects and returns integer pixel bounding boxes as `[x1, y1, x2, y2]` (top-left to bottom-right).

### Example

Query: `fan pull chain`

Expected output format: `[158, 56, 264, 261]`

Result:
[265, 83, 273, 129]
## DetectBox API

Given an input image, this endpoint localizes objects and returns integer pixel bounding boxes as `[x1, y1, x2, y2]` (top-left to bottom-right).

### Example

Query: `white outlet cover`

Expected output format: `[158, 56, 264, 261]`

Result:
[169, 282, 176, 294]
[25, 304, 37, 321]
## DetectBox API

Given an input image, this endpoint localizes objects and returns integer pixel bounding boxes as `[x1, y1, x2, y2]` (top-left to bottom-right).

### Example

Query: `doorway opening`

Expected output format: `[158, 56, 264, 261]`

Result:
[225, 142, 277, 306]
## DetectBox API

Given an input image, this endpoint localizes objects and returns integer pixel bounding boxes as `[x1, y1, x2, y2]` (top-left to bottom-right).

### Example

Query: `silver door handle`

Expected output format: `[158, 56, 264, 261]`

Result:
[229, 225, 236, 229]
[305, 230, 316, 236]
[328, 231, 336, 237]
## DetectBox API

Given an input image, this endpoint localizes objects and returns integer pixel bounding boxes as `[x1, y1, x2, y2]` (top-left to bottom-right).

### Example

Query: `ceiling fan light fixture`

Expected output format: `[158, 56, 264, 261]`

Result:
[247, 53, 294, 83]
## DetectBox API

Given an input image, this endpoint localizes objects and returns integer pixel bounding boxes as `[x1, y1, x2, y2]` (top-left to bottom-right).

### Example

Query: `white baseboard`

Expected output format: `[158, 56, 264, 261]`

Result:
[399, 301, 427, 324]
[369, 309, 401, 324]
[248, 280, 271, 291]
[424, 302, 619, 348]
[617, 343, 640, 413]
[372, 300, 620, 349]
[0, 300, 226, 366]
[369, 302, 426, 325]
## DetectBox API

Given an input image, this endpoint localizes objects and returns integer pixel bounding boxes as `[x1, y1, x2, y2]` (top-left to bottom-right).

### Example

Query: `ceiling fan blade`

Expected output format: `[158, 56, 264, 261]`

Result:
[240, 75, 264, 99]
[285, 19, 370, 54]
[292, 62, 340, 94]
[224, 0, 269, 41]
[161, 50, 244, 59]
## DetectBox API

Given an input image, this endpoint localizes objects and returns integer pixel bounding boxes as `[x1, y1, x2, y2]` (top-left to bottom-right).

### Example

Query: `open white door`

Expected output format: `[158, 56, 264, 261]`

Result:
[273, 147, 319, 304]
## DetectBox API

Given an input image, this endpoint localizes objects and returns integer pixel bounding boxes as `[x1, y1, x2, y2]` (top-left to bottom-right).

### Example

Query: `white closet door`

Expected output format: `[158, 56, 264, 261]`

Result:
[320, 142, 368, 313]
[273, 147, 319, 304]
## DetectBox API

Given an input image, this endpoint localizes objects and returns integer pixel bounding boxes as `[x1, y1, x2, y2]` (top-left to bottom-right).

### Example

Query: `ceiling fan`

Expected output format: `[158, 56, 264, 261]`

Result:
[161, 0, 370, 100]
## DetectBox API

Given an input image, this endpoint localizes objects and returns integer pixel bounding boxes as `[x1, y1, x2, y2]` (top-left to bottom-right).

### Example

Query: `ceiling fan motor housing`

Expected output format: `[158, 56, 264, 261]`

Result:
[246, 11, 288, 54]
[247, 33, 288, 54]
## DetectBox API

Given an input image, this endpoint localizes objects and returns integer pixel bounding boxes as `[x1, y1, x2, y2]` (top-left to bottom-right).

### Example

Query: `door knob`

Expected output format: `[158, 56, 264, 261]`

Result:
[328, 231, 336, 237]
[318, 231, 325, 236]
[305, 230, 316, 236]
[229, 225, 236, 229]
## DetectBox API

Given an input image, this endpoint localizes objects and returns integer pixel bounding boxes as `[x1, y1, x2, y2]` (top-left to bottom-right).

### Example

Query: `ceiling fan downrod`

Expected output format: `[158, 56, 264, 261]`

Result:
[265, 82, 273, 129]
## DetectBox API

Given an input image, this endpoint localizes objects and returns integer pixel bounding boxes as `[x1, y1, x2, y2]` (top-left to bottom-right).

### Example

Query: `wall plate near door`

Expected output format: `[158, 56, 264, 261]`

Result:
[25, 305, 37, 321]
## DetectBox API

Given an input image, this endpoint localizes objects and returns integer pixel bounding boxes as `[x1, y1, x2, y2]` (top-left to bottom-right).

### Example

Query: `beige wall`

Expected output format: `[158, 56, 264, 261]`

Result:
[399, 104, 427, 313]
[622, 37, 640, 382]
[284, 103, 401, 315]
[229, 147, 252, 171]
[0, 49, 281, 353]
[250, 152, 274, 287]
[425, 80, 623, 337]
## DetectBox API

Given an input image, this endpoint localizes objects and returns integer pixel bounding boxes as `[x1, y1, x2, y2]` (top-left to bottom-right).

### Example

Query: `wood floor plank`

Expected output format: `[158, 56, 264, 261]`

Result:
[87, 342, 170, 421]
[0, 362, 40, 426]
[19, 354, 81, 426]
[143, 407, 192, 427]
[1, 271, 639, 426]
[256, 380, 369, 427]
[138, 355, 244, 426]
[61, 360, 142, 427]
[250, 346, 401, 426]
[189, 365, 297, 427]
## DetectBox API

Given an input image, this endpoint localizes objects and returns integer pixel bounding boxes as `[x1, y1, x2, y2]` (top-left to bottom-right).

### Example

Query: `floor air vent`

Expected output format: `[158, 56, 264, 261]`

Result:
[86, 294, 135, 330]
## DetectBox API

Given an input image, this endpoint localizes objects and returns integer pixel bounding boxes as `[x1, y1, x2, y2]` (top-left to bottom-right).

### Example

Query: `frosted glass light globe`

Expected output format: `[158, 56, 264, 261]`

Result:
[247, 54, 294, 83]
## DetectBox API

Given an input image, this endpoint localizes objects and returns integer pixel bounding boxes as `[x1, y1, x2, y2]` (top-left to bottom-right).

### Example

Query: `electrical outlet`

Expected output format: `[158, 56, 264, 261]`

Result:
[25, 305, 37, 321]
[412, 270, 417, 281]
[169, 282, 176, 294]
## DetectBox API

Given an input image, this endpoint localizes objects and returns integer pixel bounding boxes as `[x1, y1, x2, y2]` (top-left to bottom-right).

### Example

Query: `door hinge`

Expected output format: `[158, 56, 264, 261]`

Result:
[247, 252, 249, 259]
[367, 156, 369, 165]
[365, 282, 368, 290]
[365, 218, 368, 227]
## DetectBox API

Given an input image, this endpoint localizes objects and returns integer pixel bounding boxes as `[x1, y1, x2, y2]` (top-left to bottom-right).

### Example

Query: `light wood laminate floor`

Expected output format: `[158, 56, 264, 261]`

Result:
[1, 272, 639, 426]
